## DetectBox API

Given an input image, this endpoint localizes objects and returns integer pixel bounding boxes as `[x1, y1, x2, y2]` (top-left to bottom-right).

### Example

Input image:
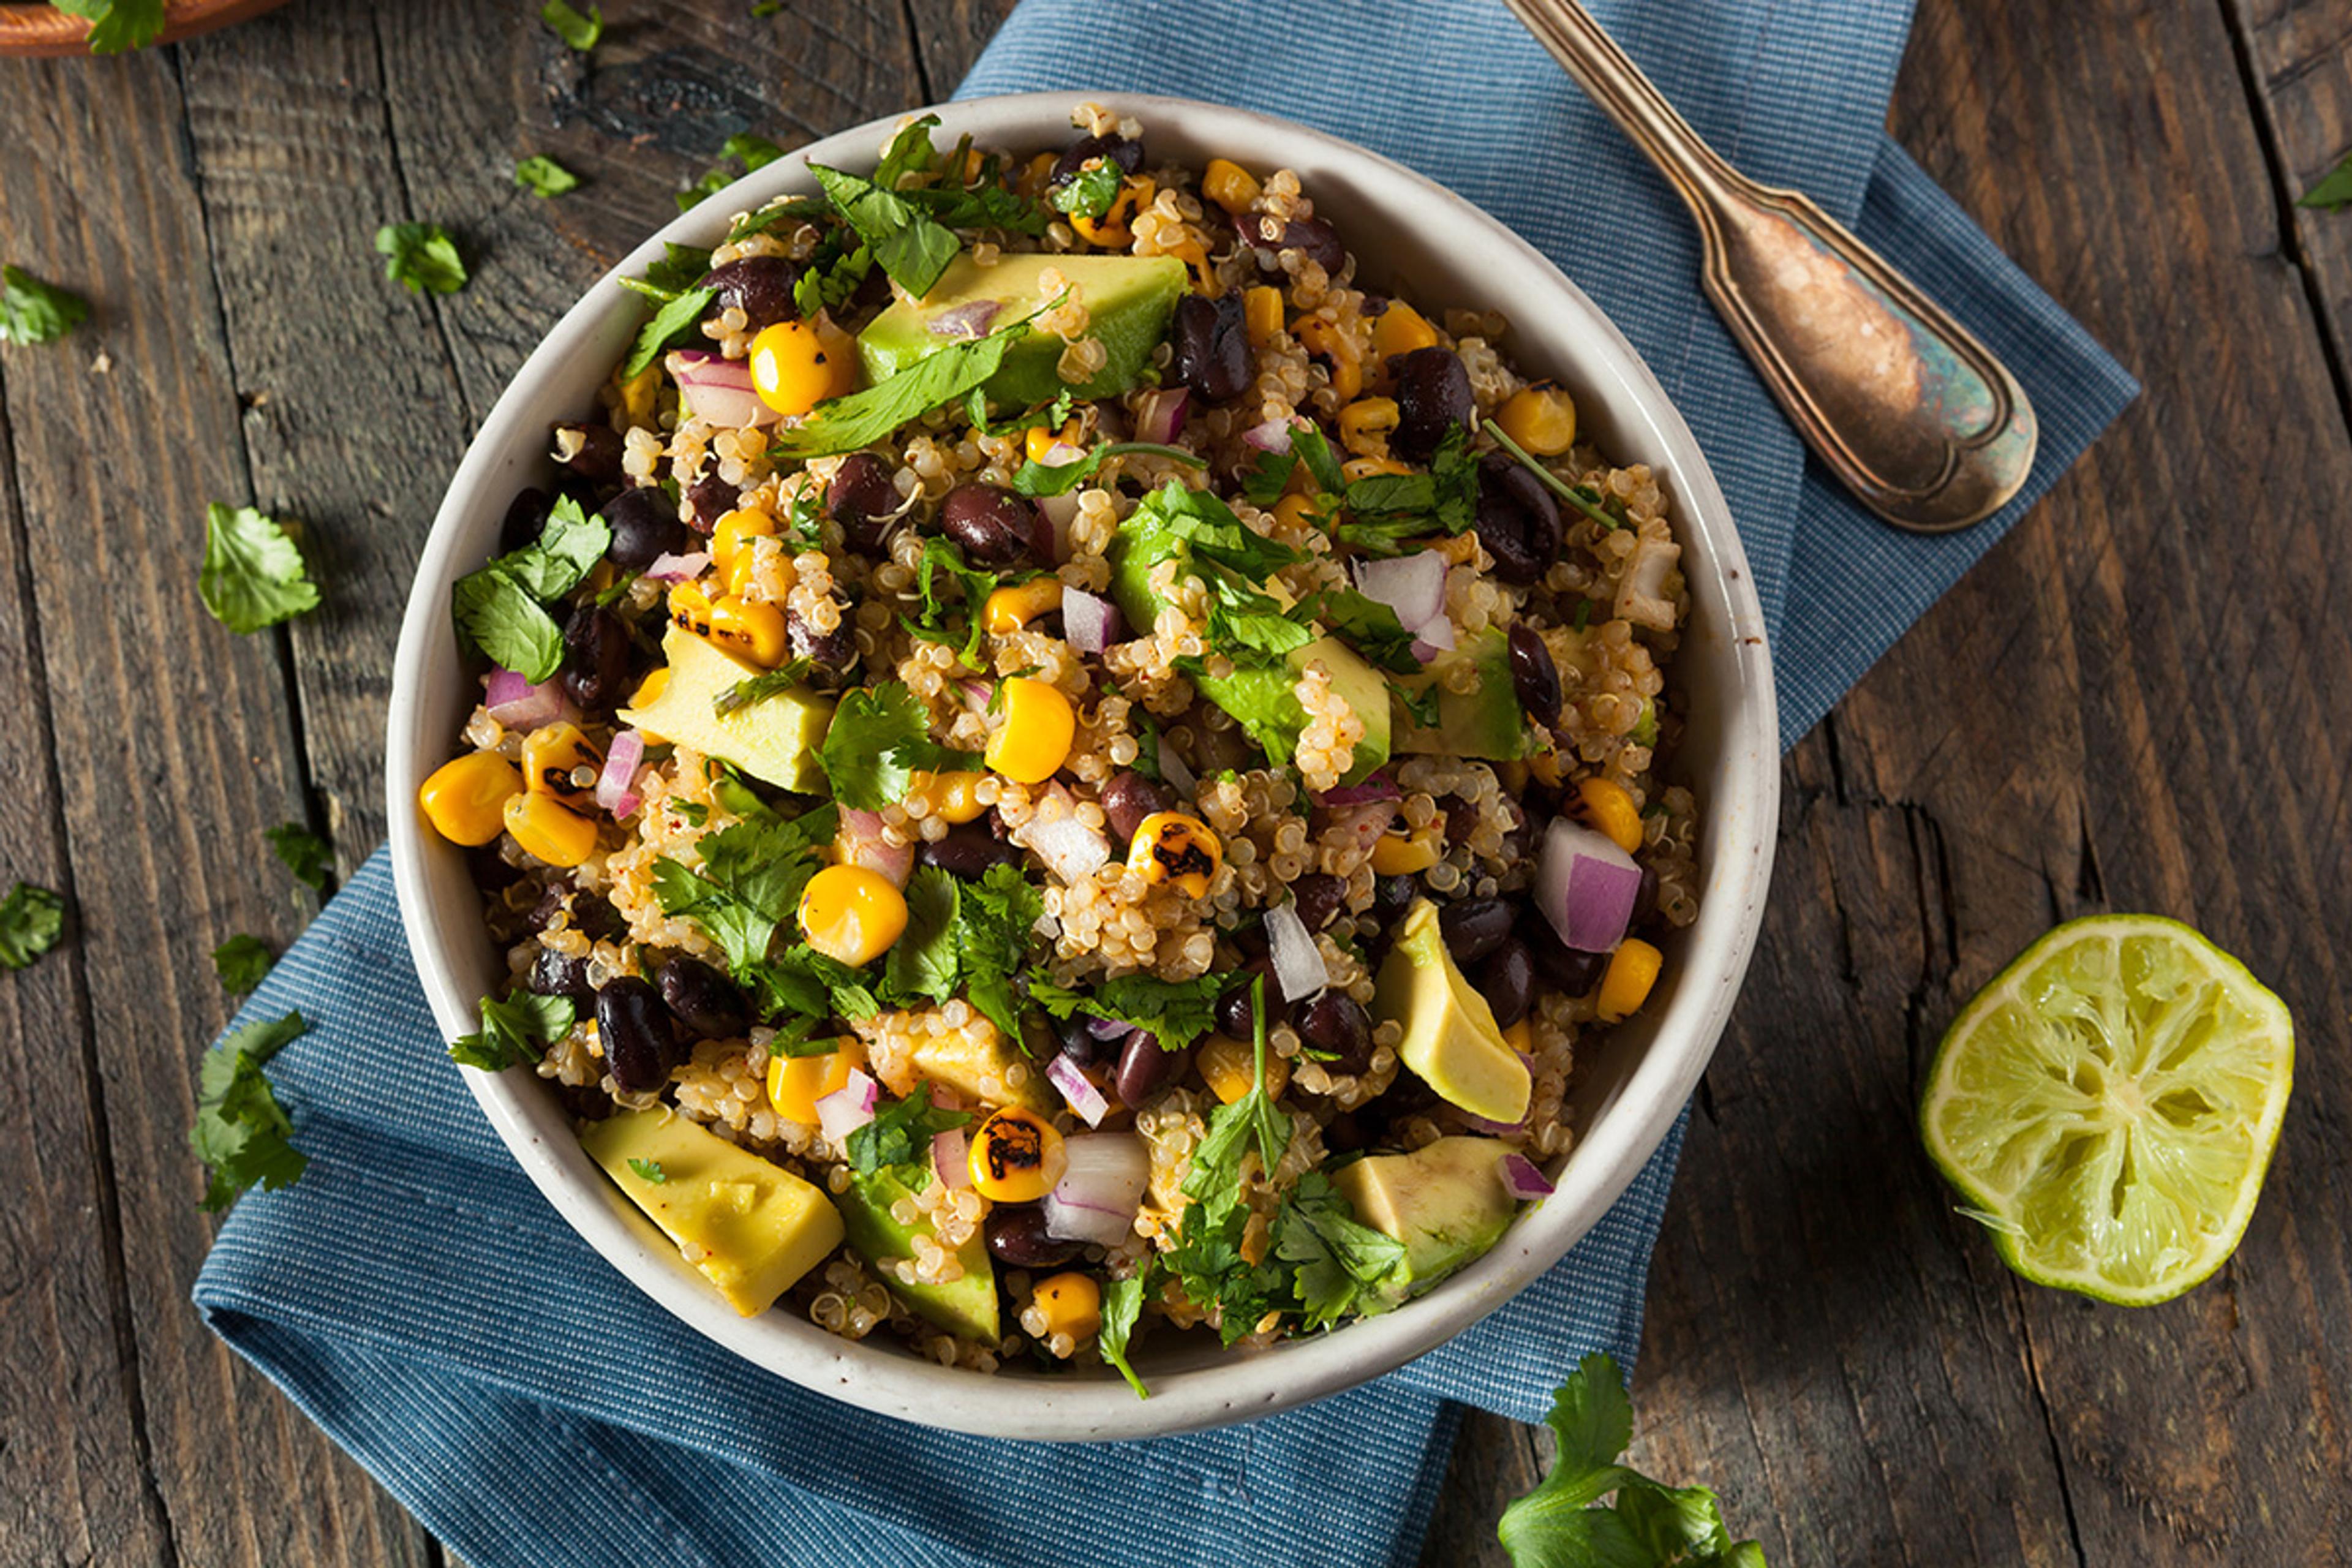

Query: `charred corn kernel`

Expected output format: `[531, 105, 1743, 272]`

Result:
[669, 579, 717, 638]
[797, 864, 909, 967]
[1292, 315, 1363, 402]
[708, 595, 788, 666]
[1577, 776, 1645, 854]
[1338, 396, 1400, 458]
[1596, 938, 1663, 1022]
[1272, 492, 1323, 532]
[985, 677, 1076, 783]
[1341, 456, 1414, 483]
[1197, 1034, 1290, 1105]
[1024, 420, 1082, 464]
[1072, 175, 1154, 247]
[629, 666, 671, 708]
[1498, 384, 1578, 456]
[1370, 824, 1443, 875]
[913, 769, 989, 825]
[1501, 1019, 1534, 1056]
[418, 752, 523, 846]
[766, 1038, 866, 1125]
[711, 507, 776, 575]
[748, 320, 834, 418]
[521, 722, 604, 807]
[616, 361, 661, 423]
[1170, 238, 1219, 296]
[1127, 811, 1221, 898]
[813, 313, 861, 398]
[1370, 300, 1441, 363]
[1202, 157, 1261, 216]
[968, 1106, 1068, 1202]
[984, 576, 1065, 635]
[1243, 285, 1284, 348]
[502, 791, 598, 868]
[1032, 1272, 1102, 1340]
[1527, 748, 1564, 789]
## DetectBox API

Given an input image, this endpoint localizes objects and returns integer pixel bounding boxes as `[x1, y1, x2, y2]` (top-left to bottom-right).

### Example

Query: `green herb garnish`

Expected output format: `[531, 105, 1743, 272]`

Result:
[650, 807, 839, 1017]
[1272, 1170, 1409, 1330]
[515, 155, 581, 198]
[1335, 424, 1480, 554]
[1011, 441, 1205, 497]
[845, 1082, 970, 1177]
[1049, 160, 1124, 222]
[769, 298, 1054, 459]
[816, 681, 981, 813]
[540, 0, 601, 51]
[2301, 152, 2352, 210]
[810, 162, 962, 300]
[678, 133, 786, 213]
[0, 265, 90, 345]
[627, 1157, 668, 1183]
[212, 934, 274, 993]
[374, 223, 469, 295]
[449, 992, 576, 1072]
[1098, 1268, 1151, 1398]
[50, 0, 164, 53]
[900, 535, 1018, 670]
[0, 882, 66, 970]
[712, 660, 815, 717]
[881, 862, 1041, 1039]
[265, 824, 332, 891]
[1163, 980, 1294, 1342]
[1296, 585, 1419, 674]
[1482, 417, 1616, 530]
[625, 285, 717, 379]
[1030, 973, 1224, 1055]
[190, 1010, 309, 1210]
[448, 493, 610, 682]
[200, 503, 320, 635]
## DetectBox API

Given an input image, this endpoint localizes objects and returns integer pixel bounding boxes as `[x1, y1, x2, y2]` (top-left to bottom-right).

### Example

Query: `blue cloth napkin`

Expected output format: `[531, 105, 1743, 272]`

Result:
[194, 2, 2137, 1564]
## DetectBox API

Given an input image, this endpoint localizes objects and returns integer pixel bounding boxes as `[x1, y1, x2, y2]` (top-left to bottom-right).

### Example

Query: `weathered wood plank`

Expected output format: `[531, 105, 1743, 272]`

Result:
[1417, 1409, 1541, 1567]
[2237, 0, 2352, 388]
[0, 41, 431, 1568]
[906, 0, 1021, 95]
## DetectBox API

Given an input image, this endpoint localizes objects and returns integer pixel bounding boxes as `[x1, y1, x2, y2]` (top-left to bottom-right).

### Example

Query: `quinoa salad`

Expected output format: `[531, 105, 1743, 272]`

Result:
[418, 102, 1700, 1392]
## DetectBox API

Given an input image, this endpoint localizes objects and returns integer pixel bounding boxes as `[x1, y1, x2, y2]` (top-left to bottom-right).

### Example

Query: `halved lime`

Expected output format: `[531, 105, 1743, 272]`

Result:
[1920, 914, 2293, 1305]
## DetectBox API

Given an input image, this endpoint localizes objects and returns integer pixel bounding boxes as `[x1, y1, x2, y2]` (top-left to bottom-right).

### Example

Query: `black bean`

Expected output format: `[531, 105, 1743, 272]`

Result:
[600, 487, 690, 570]
[524, 878, 574, 933]
[921, 821, 1025, 880]
[1168, 293, 1251, 403]
[696, 255, 804, 329]
[658, 957, 749, 1040]
[1439, 895, 1514, 965]
[560, 603, 632, 711]
[1476, 453, 1564, 586]
[1240, 213, 1345, 274]
[554, 423, 627, 484]
[1444, 800, 1480, 850]
[1298, 992, 1374, 1075]
[1480, 939, 1536, 1030]
[1292, 872, 1345, 931]
[1115, 1031, 1186, 1109]
[527, 948, 594, 1000]
[1056, 1012, 1125, 1069]
[938, 482, 1046, 566]
[1098, 769, 1175, 845]
[469, 843, 523, 895]
[596, 976, 678, 1093]
[1523, 915, 1609, 997]
[1393, 347, 1474, 462]
[1507, 622, 1563, 727]
[500, 486, 554, 555]
[573, 894, 628, 944]
[1373, 873, 1419, 922]
[1051, 132, 1144, 183]
[685, 471, 738, 533]
[1321, 1110, 1366, 1153]
[827, 451, 900, 555]
[1215, 954, 1281, 1039]
[1631, 863, 1660, 930]
[986, 1202, 1084, 1270]
[786, 607, 857, 674]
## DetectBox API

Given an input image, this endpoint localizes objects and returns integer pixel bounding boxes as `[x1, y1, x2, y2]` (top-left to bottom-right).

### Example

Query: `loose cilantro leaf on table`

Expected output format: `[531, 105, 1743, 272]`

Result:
[374, 223, 469, 295]
[190, 1011, 309, 1210]
[810, 162, 962, 300]
[1011, 441, 1205, 497]
[1049, 161, 1124, 222]
[449, 991, 576, 1071]
[450, 494, 610, 682]
[200, 503, 320, 635]
[0, 881, 66, 970]
[212, 934, 274, 994]
[0, 265, 90, 345]
[51, 0, 165, 53]
[515, 155, 581, 198]
[1029, 973, 1225, 1056]
[678, 133, 786, 213]
[769, 299, 1050, 459]
[1496, 1352, 1768, 1568]
[1098, 1268, 1151, 1398]
[540, 0, 601, 51]
[845, 1082, 969, 1177]
[817, 680, 981, 812]
[2301, 152, 2352, 210]
[627, 1157, 668, 1183]
[266, 823, 332, 891]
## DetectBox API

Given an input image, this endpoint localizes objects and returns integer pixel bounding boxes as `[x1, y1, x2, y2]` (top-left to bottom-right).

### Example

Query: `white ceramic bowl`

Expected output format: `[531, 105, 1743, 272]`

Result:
[388, 92, 1777, 1440]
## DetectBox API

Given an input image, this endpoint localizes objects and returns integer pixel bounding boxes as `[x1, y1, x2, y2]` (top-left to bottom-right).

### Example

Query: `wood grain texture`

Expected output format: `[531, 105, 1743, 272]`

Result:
[2239, 0, 2352, 385]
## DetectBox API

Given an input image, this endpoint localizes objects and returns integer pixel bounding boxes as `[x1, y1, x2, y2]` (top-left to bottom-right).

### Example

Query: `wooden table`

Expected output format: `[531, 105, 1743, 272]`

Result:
[4, 1, 2344, 1562]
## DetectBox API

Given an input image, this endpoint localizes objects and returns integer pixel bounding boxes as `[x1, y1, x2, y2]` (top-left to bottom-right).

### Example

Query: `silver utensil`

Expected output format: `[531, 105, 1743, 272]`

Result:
[1503, 0, 2037, 533]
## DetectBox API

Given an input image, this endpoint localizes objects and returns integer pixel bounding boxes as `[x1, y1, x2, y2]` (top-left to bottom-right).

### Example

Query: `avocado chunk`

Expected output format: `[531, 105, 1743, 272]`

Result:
[858, 252, 1186, 407]
[1332, 1136, 1518, 1304]
[618, 624, 834, 793]
[835, 1168, 1000, 1341]
[582, 1107, 845, 1317]
[1393, 627, 1529, 761]
[1373, 899, 1532, 1124]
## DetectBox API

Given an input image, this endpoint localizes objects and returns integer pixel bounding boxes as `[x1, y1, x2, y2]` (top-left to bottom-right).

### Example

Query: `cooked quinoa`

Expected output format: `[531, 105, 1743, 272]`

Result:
[421, 102, 1702, 1392]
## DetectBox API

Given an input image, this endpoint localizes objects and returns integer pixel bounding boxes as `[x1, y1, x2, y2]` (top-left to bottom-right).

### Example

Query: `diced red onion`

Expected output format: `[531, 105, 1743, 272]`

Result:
[1242, 415, 1308, 453]
[1411, 617, 1458, 663]
[1352, 552, 1448, 633]
[1312, 775, 1400, 809]
[933, 1128, 971, 1189]
[956, 677, 992, 710]
[643, 550, 711, 584]
[930, 1085, 967, 1112]
[1324, 799, 1401, 856]
[1046, 1054, 1111, 1128]
[815, 1069, 878, 1146]
[928, 300, 1001, 339]
[1157, 736, 1197, 796]
[1133, 387, 1191, 446]
[1061, 586, 1122, 655]
[1085, 1014, 1132, 1041]
[666, 349, 778, 431]
[1036, 491, 1080, 559]
[1537, 817, 1643, 952]
[1500, 1152, 1556, 1201]
[1265, 901, 1329, 1002]
[484, 667, 565, 729]
[595, 729, 646, 818]
[1043, 1133, 1150, 1246]
[835, 807, 914, 889]
[1040, 440, 1086, 467]
[1014, 783, 1110, 885]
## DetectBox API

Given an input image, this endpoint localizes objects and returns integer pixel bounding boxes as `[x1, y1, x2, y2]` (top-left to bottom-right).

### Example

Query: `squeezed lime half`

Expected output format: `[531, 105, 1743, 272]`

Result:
[1919, 914, 2293, 1305]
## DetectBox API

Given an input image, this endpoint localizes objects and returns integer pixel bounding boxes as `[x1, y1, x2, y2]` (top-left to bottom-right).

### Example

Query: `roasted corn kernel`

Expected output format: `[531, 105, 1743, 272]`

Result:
[502, 790, 598, 868]
[418, 752, 523, 846]
[797, 864, 910, 967]
[1126, 811, 1221, 897]
[1202, 157, 1261, 216]
[1272, 493, 1324, 532]
[1577, 776, 1645, 854]
[1024, 420, 1083, 464]
[1071, 175, 1154, 247]
[766, 1038, 867, 1126]
[1338, 396, 1400, 458]
[985, 677, 1075, 784]
[967, 1106, 1068, 1202]
[521, 722, 603, 807]
[1498, 383, 1577, 456]
[1196, 1033, 1289, 1106]
[707, 595, 788, 667]
[984, 576, 1066, 635]
[1596, 938, 1662, 1022]
[1243, 285, 1284, 349]
[917, 770, 989, 825]
[1032, 1271, 1103, 1340]
[1370, 301, 1440, 364]
[1292, 315, 1363, 402]
[1370, 824, 1443, 876]
[1500, 1019, 1534, 1056]
[1341, 456, 1414, 483]
[748, 320, 834, 418]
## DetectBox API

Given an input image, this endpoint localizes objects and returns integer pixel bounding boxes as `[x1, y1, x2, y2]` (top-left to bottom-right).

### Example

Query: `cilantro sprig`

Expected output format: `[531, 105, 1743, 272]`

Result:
[810, 162, 962, 300]
[1483, 417, 1618, 530]
[540, 0, 601, 51]
[902, 535, 1025, 669]
[0, 881, 66, 970]
[1029, 973, 1224, 1055]
[190, 1011, 309, 1210]
[375, 223, 469, 295]
[650, 807, 839, 1016]
[200, 503, 320, 635]
[880, 862, 1041, 1039]
[0, 265, 90, 345]
[213, 934, 274, 993]
[678, 133, 786, 214]
[266, 823, 332, 891]
[450, 494, 610, 682]
[449, 992, 576, 1071]
[51, 0, 165, 53]
[1011, 441, 1205, 498]
[768, 297, 1056, 459]
[816, 681, 981, 812]
[516, 155, 581, 198]
[845, 1082, 969, 1177]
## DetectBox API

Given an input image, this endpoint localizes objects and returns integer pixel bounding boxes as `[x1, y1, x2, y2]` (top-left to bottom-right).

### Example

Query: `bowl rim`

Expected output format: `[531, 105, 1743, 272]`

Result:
[388, 90, 1779, 1441]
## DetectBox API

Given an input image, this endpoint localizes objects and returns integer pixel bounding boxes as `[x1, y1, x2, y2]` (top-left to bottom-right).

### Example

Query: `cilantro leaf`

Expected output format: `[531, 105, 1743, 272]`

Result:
[0, 265, 90, 345]
[817, 681, 980, 812]
[883, 863, 1039, 1038]
[627, 1156, 668, 1183]
[1240, 447, 1298, 507]
[1011, 440, 1205, 497]
[872, 115, 941, 188]
[374, 223, 469, 295]
[1292, 424, 1346, 495]
[845, 1082, 968, 1176]
[190, 1011, 309, 1210]
[810, 162, 962, 300]
[1099, 1268, 1151, 1399]
[2303, 152, 2352, 210]
[725, 194, 831, 247]
[540, 0, 601, 50]
[265, 823, 332, 891]
[1200, 570, 1315, 661]
[1049, 160, 1124, 221]
[882, 864, 962, 1003]
[652, 807, 837, 1006]
[1337, 424, 1481, 554]
[51, 0, 164, 53]
[516, 155, 581, 198]
[212, 934, 274, 993]
[1030, 973, 1224, 1054]
[1300, 585, 1420, 675]
[1123, 481, 1308, 582]
[792, 236, 873, 318]
[619, 242, 717, 303]
[900, 535, 1012, 669]
[712, 660, 814, 717]
[769, 298, 1048, 458]
[1273, 1170, 1409, 1330]
[625, 284, 717, 379]
[450, 494, 611, 682]
[1496, 1352, 1768, 1568]
[0, 882, 66, 970]
[200, 503, 320, 635]
[449, 990, 576, 1071]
